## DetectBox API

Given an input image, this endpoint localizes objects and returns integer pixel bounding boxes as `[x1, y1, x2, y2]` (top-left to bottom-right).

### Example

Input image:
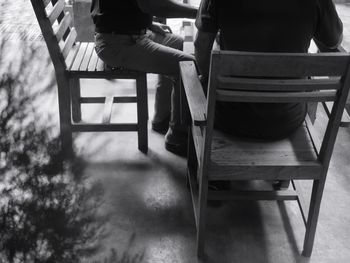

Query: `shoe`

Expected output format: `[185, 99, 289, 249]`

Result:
[152, 116, 170, 134]
[165, 128, 188, 156]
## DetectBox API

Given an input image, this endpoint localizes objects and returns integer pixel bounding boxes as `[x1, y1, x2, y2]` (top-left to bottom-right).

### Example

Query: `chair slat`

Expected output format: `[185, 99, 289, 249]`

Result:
[43, 0, 51, 8]
[65, 42, 80, 70]
[217, 76, 342, 92]
[88, 50, 99, 71]
[208, 164, 322, 181]
[213, 51, 350, 77]
[47, 0, 65, 24]
[71, 43, 88, 71]
[79, 43, 95, 71]
[62, 28, 77, 60]
[80, 97, 137, 104]
[71, 123, 138, 132]
[216, 90, 337, 103]
[96, 58, 105, 71]
[55, 12, 72, 42]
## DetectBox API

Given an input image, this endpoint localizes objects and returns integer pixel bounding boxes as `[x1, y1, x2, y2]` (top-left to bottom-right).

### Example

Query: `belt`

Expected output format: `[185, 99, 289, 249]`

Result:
[95, 28, 147, 35]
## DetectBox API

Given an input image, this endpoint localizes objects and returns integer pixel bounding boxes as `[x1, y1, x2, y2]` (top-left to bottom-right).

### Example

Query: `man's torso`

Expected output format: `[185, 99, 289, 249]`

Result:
[91, 0, 153, 33]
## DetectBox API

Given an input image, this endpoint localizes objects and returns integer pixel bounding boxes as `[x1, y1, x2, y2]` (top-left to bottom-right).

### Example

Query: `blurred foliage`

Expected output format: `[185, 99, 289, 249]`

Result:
[0, 25, 106, 263]
[0, 4, 145, 261]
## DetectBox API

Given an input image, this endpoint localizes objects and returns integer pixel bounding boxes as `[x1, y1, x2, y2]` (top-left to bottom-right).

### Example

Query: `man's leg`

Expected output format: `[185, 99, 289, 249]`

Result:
[150, 32, 187, 133]
[96, 31, 194, 154]
[122, 32, 194, 153]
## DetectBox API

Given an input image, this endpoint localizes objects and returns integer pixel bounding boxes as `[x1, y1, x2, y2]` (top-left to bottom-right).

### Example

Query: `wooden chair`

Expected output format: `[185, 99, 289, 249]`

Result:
[30, 0, 148, 156]
[179, 51, 350, 258]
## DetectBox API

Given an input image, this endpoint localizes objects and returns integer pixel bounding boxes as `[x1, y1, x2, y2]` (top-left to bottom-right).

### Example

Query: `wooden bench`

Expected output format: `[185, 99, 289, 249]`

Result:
[30, 0, 148, 156]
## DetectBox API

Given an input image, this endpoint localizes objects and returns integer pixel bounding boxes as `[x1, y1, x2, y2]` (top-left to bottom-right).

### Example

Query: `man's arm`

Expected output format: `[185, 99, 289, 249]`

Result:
[194, 30, 216, 83]
[314, 0, 343, 52]
[137, 0, 197, 19]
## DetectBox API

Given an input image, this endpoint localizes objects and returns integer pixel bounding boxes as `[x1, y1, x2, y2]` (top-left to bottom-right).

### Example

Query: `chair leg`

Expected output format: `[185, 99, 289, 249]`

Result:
[302, 178, 326, 257]
[197, 166, 209, 258]
[136, 74, 148, 153]
[57, 75, 74, 158]
[187, 127, 197, 173]
[70, 78, 81, 123]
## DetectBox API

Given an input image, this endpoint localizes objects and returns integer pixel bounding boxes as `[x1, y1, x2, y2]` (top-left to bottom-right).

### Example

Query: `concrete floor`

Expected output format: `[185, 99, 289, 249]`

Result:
[71, 79, 350, 263]
[1, 1, 350, 262]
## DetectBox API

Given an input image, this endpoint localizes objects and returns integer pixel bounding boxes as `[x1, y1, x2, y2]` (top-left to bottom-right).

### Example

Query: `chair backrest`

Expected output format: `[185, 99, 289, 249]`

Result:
[204, 50, 350, 168]
[30, 0, 77, 72]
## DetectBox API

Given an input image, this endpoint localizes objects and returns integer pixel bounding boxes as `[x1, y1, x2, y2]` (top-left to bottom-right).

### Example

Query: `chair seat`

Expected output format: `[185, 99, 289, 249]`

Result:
[208, 122, 322, 180]
[67, 42, 143, 78]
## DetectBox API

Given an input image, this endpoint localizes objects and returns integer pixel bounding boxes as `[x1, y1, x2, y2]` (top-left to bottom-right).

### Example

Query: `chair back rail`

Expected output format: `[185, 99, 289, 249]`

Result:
[212, 50, 350, 77]
[30, 0, 76, 71]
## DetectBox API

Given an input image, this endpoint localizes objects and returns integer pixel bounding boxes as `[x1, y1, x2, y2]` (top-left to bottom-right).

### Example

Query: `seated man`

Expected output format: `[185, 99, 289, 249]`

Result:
[91, 0, 197, 155]
[195, 0, 343, 139]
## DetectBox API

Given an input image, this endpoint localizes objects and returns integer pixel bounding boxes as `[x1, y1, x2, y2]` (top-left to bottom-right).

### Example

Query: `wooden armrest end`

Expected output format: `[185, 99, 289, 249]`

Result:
[179, 61, 207, 126]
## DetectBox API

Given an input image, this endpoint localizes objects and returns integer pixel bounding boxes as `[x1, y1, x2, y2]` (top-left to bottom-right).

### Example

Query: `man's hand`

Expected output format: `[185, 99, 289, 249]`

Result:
[149, 22, 173, 35]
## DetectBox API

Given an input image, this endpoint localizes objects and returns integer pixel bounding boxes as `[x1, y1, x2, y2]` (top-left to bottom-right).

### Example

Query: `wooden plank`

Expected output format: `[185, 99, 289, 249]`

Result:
[212, 51, 350, 77]
[70, 70, 139, 78]
[210, 124, 319, 165]
[88, 50, 99, 71]
[179, 61, 207, 126]
[65, 42, 80, 70]
[216, 90, 337, 103]
[96, 58, 105, 71]
[62, 27, 77, 59]
[43, 0, 52, 8]
[102, 96, 114, 124]
[208, 164, 322, 181]
[217, 76, 341, 91]
[71, 123, 138, 132]
[208, 190, 299, 201]
[47, 0, 65, 24]
[80, 97, 137, 104]
[71, 42, 88, 71]
[79, 43, 95, 71]
[55, 12, 72, 42]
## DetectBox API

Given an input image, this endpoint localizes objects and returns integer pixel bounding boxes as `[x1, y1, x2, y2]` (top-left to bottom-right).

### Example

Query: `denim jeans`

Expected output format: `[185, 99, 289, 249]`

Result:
[94, 30, 194, 130]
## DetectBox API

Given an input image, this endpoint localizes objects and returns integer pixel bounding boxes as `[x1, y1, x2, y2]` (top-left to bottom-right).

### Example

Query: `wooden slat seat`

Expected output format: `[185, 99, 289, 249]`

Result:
[209, 124, 322, 181]
[31, 0, 149, 155]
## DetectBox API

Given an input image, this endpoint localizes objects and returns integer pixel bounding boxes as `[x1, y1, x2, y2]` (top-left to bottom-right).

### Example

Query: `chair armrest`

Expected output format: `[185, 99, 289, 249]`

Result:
[335, 45, 347, 53]
[179, 61, 207, 126]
